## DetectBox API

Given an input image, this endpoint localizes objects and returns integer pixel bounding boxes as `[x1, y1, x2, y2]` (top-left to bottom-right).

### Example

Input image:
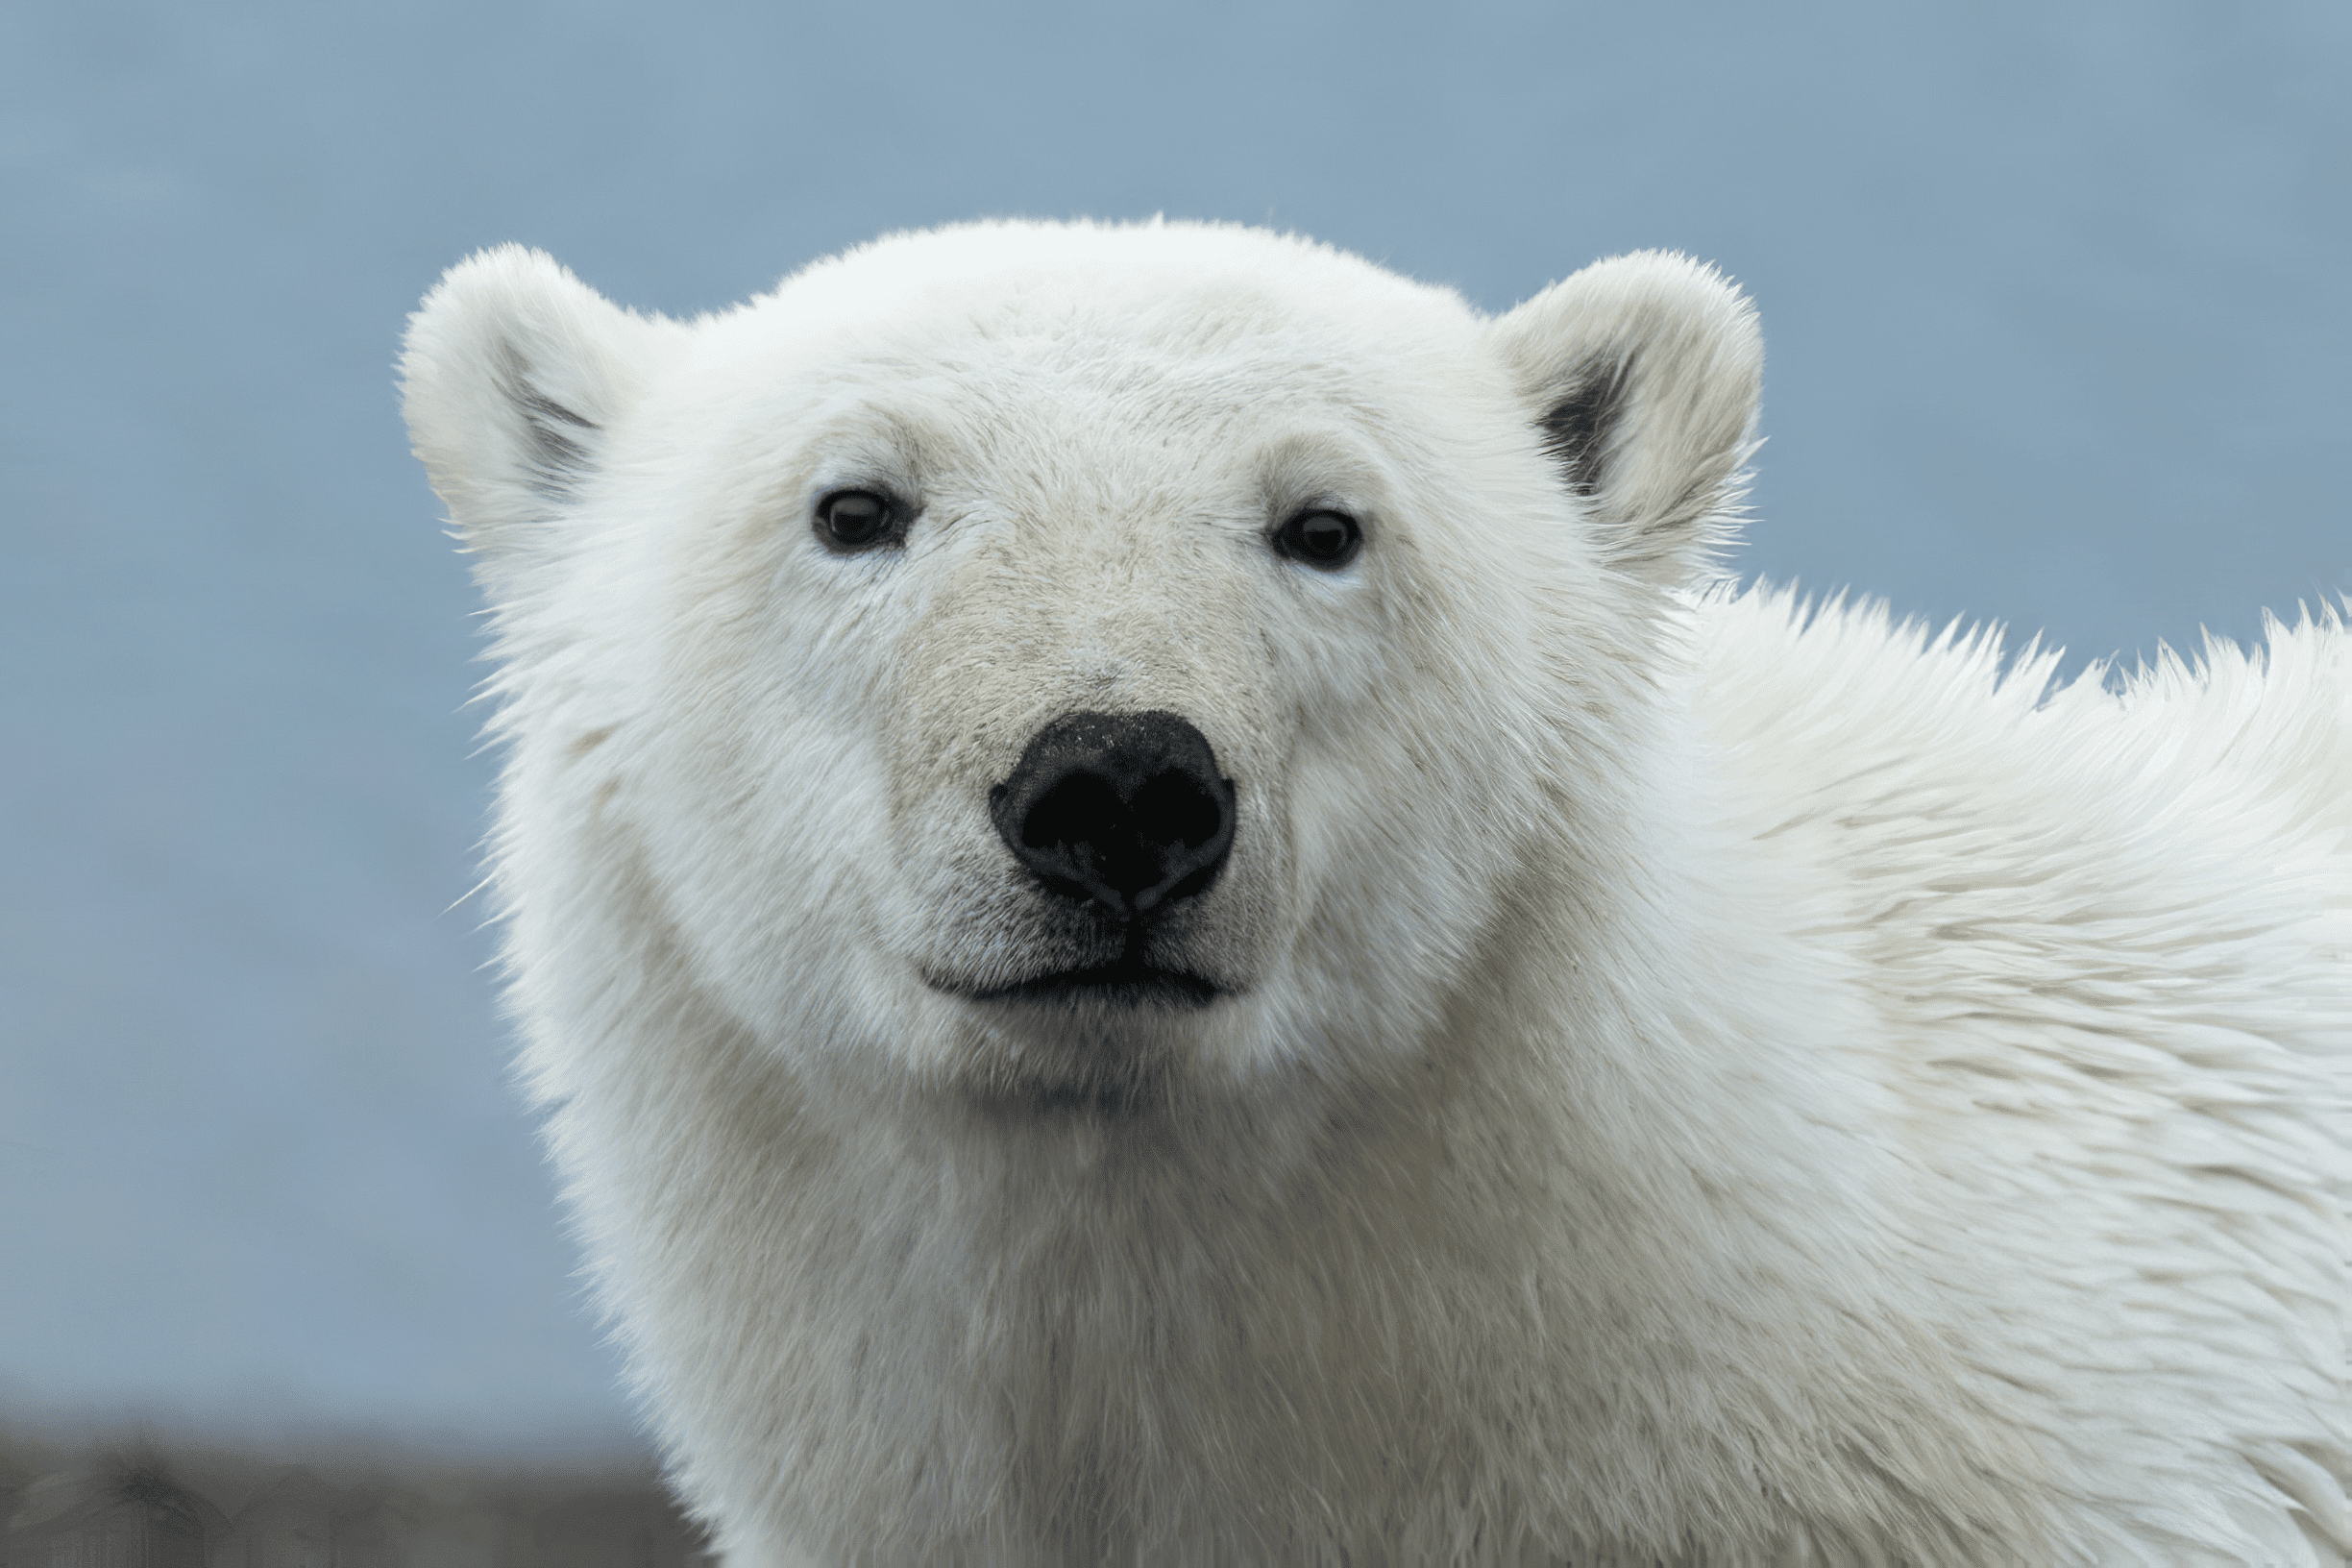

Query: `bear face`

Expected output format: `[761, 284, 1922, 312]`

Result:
[405, 223, 1759, 1120]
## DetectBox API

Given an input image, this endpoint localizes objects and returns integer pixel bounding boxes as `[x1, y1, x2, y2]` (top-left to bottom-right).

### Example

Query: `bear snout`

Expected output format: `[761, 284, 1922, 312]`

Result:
[988, 710, 1237, 917]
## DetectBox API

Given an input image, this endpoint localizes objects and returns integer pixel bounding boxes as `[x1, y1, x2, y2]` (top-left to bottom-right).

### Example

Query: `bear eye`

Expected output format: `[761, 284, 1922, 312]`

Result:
[1272, 508, 1362, 570]
[815, 488, 899, 551]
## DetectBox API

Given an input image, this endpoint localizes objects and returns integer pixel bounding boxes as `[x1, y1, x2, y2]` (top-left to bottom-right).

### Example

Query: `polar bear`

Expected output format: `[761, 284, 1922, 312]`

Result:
[401, 221, 2349, 1566]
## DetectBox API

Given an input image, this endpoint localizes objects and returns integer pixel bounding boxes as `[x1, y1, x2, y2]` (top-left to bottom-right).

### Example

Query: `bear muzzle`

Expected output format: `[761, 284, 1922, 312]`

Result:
[918, 710, 1239, 1012]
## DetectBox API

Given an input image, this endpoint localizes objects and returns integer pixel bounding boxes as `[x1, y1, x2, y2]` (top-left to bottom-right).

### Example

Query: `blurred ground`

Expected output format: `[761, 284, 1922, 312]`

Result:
[0, 1425, 713, 1567]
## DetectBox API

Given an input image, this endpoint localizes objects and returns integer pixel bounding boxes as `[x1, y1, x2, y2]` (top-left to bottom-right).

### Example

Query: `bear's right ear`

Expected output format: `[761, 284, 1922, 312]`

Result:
[400, 246, 670, 572]
[1490, 252, 1762, 585]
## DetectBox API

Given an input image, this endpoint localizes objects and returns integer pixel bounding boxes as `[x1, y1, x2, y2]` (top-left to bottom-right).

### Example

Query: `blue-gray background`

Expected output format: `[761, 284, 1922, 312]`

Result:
[4, 0, 2346, 1458]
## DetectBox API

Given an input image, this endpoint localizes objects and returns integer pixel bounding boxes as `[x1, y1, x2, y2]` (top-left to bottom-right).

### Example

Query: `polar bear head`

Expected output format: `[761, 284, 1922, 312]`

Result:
[403, 222, 1759, 1117]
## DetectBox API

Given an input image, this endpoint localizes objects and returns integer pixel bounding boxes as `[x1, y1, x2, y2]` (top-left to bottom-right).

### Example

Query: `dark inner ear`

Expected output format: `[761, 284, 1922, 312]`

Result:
[1537, 352, 1636, 498]
[495, 339, 600, 500]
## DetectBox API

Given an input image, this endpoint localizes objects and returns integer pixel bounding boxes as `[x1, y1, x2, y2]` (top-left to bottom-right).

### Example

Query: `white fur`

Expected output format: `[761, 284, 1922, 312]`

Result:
[402, 221, 2349, 1566]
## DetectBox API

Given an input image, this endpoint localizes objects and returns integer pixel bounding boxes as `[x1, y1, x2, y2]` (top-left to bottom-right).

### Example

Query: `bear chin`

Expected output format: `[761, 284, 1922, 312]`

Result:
[943, 1020, 1196, 1119]
[923, 963, 1261, 1118]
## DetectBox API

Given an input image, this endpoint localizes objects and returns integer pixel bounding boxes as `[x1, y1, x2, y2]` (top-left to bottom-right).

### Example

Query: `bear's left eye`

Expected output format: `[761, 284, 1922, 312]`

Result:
[1272, 509, 1363, 570]
[815, 489, 900, 551]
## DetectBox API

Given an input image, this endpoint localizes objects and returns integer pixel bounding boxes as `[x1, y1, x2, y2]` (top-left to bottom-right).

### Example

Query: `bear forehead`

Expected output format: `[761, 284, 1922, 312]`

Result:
[671, 222, 1498, 464]
[716, 220, 1482, 383]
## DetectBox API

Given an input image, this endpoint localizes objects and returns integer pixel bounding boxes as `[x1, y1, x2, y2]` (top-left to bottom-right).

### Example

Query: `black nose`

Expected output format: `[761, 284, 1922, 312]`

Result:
[989, 711, 1237, 916]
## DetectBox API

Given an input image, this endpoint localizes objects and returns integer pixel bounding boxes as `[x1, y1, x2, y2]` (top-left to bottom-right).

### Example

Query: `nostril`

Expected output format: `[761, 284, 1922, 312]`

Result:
[1022, 776, 1093, 848]
[1133, 771, 1223, 848]
[990, 711, 1237, 915]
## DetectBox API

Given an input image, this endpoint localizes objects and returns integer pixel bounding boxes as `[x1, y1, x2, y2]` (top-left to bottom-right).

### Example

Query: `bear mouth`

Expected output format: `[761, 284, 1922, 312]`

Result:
[932, 956, 1226, 1011]
[926, 920, 1230, 1010]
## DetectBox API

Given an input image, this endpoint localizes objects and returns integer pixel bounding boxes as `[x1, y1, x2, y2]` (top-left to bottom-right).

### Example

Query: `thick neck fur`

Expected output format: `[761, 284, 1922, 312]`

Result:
[515, 674, 2073, 1568]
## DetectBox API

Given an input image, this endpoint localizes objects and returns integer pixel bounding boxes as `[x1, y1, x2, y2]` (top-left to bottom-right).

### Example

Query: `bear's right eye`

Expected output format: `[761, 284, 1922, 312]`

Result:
[815, 489, 898, 551]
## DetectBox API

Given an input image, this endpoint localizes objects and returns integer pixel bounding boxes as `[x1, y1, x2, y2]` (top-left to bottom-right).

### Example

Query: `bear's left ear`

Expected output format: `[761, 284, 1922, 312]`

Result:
[1490, 251, 1761, 584]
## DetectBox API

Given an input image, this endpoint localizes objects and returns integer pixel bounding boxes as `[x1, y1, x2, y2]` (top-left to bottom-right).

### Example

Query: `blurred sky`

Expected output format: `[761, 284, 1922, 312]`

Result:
[2, 0, 2346, 1458]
